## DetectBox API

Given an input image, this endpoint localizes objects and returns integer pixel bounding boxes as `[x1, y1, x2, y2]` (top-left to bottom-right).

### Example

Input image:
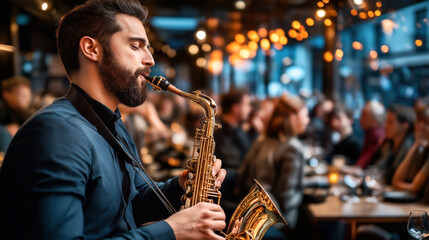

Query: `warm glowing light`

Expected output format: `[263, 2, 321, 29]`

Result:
[41, 2, 48, 11]
[235, 0, 246, 10]
[296, 34, 303, 41]
[330, 10, 338, 17]
[306, 18, 314, 26]
[167, 49, 176, 58]
[353, 0, 364, 5]
[302, 31, 308, 39]
[248, 41, 258, 50]
[228, 54, 243, 67]
[196, 57, 207, 68]
[188, 44, 199, 55]
[381, 19, 395, 36]
[323, 0, 329, 3]
[316, 9, 326, 18]
[258, 28, 268, 38]
[375, 10, 381, 16]
[274, 43, 283, 50]
[368, 11, 374, 18]
[276, 28, 285, 36]
[369, 50, 378, 58]
[376, 2, 382, 7]
[247, 30, 257, 41]
[202, 43, 211, 52]
[335, 49, 343, 61]
[317, 1, 324, 8]
[279, 36, 288, 45]
[0, 44, 14, 52]
[352, 41, 363, 50]
[416, 39, 423, 47]
[288, 29, 298, 38]
[324, 19, 332, 26]
[359, 12, 367, 19]
[329, 172, 339, 184]
[208, 58, 223, 75]
[195, 29, 207, 41]
[350, 9, 358, 16]
[260, 39, 270, 51]
[235, 34, 246, 44]
[269, 32, 280, 43]
[370, 61, 379, 71]
[239, 48, 250, 59]
[213, 36, 225, 47]
[380, 45, 389, 53]
[292, 20, 301, 30]
[226, 41, 241, 53]
[324, 51, 334, 62]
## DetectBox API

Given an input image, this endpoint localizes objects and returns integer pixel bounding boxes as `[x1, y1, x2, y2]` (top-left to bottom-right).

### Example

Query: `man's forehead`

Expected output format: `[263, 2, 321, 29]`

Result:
[115, 13, 146, 37]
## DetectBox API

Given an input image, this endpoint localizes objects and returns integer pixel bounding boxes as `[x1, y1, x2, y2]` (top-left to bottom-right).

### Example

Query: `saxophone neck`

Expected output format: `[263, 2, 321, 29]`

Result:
[145, 75, 218, 119]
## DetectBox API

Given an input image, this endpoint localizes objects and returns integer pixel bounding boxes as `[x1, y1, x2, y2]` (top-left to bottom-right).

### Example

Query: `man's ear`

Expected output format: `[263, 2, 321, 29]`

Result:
[79, 36, 101, 62]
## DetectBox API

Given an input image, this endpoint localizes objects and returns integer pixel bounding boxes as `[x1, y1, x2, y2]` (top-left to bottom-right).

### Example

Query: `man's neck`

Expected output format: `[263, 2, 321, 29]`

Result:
[70, 71, 119, 111]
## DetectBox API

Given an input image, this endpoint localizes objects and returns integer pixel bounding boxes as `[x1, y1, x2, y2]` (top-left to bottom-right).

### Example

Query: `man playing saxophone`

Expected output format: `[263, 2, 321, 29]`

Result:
[0, 0, 226, 239]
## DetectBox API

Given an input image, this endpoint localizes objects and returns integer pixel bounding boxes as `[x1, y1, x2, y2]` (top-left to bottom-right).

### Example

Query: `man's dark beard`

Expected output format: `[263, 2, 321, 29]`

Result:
[98, 47, 147, 107]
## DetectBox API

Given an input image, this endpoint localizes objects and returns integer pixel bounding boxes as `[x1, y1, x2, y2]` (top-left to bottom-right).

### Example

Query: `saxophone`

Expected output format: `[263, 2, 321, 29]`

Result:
[145, 76, 287, 240]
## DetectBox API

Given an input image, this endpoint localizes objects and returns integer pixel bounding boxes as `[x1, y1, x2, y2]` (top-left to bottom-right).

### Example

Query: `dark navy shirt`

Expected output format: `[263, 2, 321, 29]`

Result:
[0, 88, 184, 239]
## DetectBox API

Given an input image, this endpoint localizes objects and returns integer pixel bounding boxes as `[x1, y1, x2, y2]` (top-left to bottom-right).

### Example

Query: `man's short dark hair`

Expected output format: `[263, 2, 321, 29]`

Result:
[56, 0, 148, 77]
[327, 103, 353, 123]
[220, 88, 249, 114]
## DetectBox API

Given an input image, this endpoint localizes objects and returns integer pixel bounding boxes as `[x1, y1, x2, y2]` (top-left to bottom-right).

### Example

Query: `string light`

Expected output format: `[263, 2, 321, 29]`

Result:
[316, 9, 326, 18]
[306, 18, 315, 26]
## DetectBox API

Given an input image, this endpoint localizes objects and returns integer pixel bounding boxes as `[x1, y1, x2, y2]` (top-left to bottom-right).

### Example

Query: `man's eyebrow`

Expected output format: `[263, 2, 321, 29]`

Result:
[129, 37, 148, 46]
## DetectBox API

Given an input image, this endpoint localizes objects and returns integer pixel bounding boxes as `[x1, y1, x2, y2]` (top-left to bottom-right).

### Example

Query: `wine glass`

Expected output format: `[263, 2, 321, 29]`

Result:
[408, 210, 429, 239]
[343, 167, 363, 203]
[364, 166, 384, 203]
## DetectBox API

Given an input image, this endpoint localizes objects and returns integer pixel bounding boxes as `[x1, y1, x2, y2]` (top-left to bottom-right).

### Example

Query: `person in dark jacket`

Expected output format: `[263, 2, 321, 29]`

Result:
[325, 103, 362, 165]
[0, 1, 226, 239]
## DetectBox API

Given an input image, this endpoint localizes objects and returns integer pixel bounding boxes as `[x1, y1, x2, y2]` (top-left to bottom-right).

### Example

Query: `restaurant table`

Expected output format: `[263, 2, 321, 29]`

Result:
[308, 195, 429, 240]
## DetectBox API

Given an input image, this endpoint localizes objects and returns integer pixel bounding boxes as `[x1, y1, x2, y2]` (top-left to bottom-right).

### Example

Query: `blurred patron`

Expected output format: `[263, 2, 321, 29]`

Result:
[392, 104, 429, 198]
[369, 104, 415, 185]
[301, 95, 334, 152]
[325, 103, 362, 165]
[235, 93, 310, 239]
[0, 76, 34, 137]
[356, 100, 386, 168]
[214, 88, 253, 181]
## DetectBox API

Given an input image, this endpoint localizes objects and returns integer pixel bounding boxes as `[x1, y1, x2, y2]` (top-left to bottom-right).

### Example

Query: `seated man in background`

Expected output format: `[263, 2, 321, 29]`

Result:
[369, 104, 415, 185]
[214, 88, 253, 197]
[325, 103, 362, 165]
[356, 100, 386, 168]
[0, 76, 34, 136]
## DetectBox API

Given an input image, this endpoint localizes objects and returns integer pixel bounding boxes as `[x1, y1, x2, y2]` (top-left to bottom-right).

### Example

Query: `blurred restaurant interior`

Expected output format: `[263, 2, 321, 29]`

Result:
[2, 0, 428, 106]
[3, 0, 429, 240]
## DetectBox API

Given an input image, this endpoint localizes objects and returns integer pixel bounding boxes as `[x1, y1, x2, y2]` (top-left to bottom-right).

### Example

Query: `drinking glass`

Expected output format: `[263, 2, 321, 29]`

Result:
[408, 210, 429, 239]
[364, 166, 383, 203]
[343, 167, 363, 203]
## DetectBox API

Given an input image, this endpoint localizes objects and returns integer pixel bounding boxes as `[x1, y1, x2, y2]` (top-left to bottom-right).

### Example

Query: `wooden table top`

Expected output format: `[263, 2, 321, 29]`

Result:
[308, 195, 429, 221]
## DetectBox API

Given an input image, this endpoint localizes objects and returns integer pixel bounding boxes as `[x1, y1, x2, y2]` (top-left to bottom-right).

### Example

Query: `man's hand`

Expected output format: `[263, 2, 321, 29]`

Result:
[165, 202, 226, 240]
[178, 157, 226, 189]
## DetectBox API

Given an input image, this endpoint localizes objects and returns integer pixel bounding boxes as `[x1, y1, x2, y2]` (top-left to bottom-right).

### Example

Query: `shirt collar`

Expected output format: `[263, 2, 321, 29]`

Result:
[72, 84, 121, 135]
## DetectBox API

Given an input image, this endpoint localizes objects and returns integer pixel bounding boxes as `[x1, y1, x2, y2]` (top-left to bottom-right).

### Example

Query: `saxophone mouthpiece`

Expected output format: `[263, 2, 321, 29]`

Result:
[145, 76, 170, 92]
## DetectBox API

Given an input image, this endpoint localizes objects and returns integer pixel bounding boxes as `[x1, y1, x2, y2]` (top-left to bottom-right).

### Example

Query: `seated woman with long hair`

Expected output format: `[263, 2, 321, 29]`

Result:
[392, 104, 429, 197]
[234, 93, 310, 239]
